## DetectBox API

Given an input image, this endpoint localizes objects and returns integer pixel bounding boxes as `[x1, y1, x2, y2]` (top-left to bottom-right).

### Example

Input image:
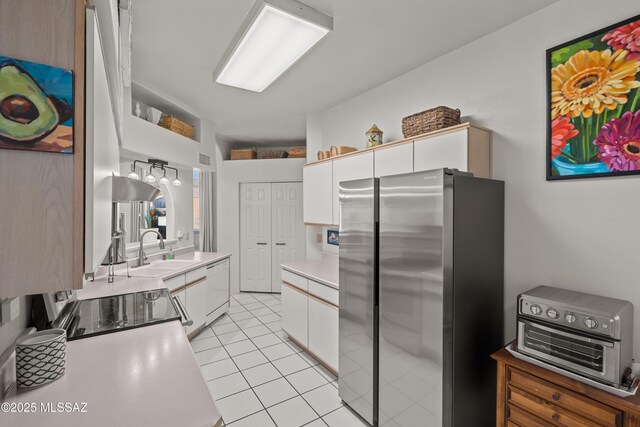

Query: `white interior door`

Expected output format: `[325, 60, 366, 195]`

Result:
[240, 183, 272, 292]
[271, 182, 305, 292]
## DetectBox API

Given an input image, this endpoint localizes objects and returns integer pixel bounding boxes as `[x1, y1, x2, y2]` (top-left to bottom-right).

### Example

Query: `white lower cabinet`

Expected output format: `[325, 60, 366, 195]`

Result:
[308, 296, 339, 370]
[281, 283, 309, 347]
[168, 258, 231, 338]
[281, 268, 339, 373]
[205, 259, 230, 316]
[185, 277, 208, 336]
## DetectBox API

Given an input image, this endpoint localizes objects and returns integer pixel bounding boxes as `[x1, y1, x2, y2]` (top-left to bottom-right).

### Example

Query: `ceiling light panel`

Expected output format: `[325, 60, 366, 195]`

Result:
[215, 1, 331, 92]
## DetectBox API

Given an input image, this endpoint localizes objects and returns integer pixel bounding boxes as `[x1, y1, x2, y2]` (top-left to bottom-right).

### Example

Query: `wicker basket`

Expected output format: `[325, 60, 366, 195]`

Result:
[158, 115, 194, 139]
[230, 148, 257, 160]
[317, 150, 330, 160]
[401, 106, 460, 138]
[288, 147, 307, 158]
[258, 149, 288, 159]
[329, 146, 358, 157]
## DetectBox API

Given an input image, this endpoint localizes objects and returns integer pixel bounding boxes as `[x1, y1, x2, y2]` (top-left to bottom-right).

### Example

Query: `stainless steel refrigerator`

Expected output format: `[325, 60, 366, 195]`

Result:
[338, 168, 504, 427]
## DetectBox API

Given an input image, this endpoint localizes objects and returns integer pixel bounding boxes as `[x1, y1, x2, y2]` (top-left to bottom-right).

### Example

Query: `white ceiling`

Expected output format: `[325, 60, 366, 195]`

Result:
[131, 0, 557, 145]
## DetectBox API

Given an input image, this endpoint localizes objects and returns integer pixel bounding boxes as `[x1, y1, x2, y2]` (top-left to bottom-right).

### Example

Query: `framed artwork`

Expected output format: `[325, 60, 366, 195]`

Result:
[547, 14, 640, 180]
[327, 229, 339, 246]
[0, 55, 73, 154]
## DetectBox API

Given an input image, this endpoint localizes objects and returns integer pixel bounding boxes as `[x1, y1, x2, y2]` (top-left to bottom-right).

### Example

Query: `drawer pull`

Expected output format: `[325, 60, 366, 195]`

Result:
[552, 393, 560, 401]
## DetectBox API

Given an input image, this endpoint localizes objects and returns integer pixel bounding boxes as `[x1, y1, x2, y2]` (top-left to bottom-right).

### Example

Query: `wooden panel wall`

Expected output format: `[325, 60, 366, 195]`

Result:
[0, 0, 85, 297]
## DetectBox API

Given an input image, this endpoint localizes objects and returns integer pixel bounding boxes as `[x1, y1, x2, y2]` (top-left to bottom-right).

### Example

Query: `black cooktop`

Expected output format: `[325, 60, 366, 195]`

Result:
[60, 288, 181, 341]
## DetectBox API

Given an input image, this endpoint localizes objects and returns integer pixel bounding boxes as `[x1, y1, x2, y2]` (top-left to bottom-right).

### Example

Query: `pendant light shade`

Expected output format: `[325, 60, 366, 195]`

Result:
[159, 169, 170, 185]
[127, 164, 140, 180]
[144, 166, 157, 183]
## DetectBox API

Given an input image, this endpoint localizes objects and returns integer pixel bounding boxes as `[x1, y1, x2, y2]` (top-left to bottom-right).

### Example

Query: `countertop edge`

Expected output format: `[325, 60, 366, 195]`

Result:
[281, 264, 338, 290]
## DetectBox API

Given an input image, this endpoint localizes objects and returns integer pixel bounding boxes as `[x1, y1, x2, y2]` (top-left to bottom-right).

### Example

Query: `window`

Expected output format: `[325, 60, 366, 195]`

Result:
[193, 169, 200, 250]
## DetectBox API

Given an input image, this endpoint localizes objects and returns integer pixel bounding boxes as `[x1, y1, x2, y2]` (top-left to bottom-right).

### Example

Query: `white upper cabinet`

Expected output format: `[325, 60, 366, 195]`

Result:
[332, 152, 374, 225]
[374, 143, 413, 178]
[302, 124, 491, 226]
[303, 162, 333, 225]
[413, 126, 491, 178]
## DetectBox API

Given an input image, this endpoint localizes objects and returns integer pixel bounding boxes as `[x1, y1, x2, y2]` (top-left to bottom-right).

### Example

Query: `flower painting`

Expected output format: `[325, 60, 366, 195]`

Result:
[547, 15, 640, 180]
[0, 55, 73, 154]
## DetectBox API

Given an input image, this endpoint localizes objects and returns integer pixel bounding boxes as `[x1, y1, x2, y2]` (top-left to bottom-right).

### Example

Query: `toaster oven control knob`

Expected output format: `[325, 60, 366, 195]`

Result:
[530, 304, 543, 315]
[546, 308, 559, 319]
[584, 317, 599, 329]
[564, 312, 577, 323]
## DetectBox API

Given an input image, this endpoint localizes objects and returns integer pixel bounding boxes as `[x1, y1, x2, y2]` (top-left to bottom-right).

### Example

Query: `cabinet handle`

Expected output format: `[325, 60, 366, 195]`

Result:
[172, 296, 193, 327]
[552, 414, 560, 422]
[257, 242, 268, 245]
[552, 393, 560, 401]
[275, 243, 286, 246]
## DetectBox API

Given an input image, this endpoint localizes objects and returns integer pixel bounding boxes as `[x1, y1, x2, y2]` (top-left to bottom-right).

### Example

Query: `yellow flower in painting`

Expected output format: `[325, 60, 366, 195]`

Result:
[551, 49, 640, 119]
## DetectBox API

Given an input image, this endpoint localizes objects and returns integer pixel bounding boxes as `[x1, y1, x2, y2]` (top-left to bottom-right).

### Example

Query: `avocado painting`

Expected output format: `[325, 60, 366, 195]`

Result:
[0, 55, 73, 154]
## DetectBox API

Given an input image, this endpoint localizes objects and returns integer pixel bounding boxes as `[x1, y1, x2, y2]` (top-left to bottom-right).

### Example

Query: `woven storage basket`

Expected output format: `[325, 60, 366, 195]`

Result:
[317, 150, 330, 160]
[230, 148, 257, 160]
[258, 149, 288, 159]
[401, 106, 460, 138]
[158, 115, 194, 139]
[329, 146, 358, 157]
[288, 147, 307, 158]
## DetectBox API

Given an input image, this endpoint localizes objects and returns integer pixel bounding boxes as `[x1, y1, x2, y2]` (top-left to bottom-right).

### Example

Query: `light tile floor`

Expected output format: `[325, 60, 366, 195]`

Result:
[190, 292, 369, 427]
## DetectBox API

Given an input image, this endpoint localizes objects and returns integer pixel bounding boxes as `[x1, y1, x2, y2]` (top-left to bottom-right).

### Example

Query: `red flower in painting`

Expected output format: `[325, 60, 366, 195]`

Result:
[551, 116, 578, 158]
[602, 20, 640, 60]
[594, 111, 640, 171]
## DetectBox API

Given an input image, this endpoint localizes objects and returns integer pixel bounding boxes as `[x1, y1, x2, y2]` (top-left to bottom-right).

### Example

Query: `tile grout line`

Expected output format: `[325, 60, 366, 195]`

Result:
[197, 293, 337, 427]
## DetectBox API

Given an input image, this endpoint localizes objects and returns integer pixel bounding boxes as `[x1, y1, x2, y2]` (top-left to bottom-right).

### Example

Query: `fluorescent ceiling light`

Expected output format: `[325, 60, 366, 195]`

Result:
[215, 0, 332, 93]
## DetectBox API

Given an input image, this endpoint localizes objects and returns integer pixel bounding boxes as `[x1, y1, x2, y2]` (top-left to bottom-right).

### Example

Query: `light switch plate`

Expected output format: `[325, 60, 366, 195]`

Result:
[316, 233, 322, 243]
[0, 298, 20, 325]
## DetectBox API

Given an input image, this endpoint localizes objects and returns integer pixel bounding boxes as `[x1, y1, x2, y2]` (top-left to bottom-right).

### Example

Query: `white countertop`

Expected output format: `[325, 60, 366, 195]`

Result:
[79, 251, 231, 299]
[2, 322, 220, 427]
[1, 251, 230, 427]
[282, 254, 339, 289]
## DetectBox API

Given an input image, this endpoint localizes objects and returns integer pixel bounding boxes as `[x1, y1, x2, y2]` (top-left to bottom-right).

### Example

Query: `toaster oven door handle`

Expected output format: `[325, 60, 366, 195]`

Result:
[519, 319, 615, 348]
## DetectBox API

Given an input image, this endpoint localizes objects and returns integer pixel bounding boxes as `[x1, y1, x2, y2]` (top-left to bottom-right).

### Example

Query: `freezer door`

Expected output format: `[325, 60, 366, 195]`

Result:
[338, 178, 378, 426]
[379, 170, 445, 427]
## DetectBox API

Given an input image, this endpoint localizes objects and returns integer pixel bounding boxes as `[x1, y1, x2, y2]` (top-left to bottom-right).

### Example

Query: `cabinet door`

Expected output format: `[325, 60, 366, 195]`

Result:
[85, 10, 120, 275]
[332, 152, 374, 225]
[281, 282, 308, 347]
[303, 162, 333, 225]
[414, 129, 468, 173]
[375, 143, 413, 177]
[308, 296, 338, 371]
[240, 183, 272, 292]
[206, 259, 230, 316]
[272, 183, 305, 293]
[185, 278, 208, 335]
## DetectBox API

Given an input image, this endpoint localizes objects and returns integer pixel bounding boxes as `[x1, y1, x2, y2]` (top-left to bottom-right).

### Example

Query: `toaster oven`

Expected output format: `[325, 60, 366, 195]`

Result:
[516, 286, 634, 388]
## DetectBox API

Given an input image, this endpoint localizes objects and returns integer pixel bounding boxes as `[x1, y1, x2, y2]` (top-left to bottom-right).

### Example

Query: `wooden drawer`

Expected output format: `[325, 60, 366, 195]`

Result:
[509, 367, 622, 427]
[508, 403, 553, 427]
[308, 280, 338, 307]
[509, 384, 610, 427]
[281, 269, 308, 292]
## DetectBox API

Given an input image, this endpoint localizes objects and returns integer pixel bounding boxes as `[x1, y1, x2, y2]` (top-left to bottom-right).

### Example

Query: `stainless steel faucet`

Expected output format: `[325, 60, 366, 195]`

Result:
[136, 230, 165, 267]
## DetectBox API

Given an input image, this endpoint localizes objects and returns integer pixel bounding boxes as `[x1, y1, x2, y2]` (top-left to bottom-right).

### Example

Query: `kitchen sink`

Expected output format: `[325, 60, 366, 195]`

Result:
[120, 267, 178, 278]
[151, 259, 196, 268]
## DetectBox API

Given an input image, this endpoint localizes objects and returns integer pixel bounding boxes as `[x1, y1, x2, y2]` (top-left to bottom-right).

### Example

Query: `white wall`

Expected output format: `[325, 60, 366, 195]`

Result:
[215, 159, 305, 293]
[311, 0, 640, 357]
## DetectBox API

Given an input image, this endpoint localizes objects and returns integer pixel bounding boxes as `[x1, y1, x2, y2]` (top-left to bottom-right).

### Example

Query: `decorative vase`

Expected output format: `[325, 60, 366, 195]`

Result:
[552, 157, 609, 176]
[16, 329, 66, 388]
[366, 124, 383, 147]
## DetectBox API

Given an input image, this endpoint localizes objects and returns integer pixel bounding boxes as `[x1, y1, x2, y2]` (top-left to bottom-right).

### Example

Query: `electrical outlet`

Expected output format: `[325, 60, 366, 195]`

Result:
[632, 361, 640, 376]
[0, 298, 20, 325]
[316, 233, 322, 243]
